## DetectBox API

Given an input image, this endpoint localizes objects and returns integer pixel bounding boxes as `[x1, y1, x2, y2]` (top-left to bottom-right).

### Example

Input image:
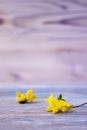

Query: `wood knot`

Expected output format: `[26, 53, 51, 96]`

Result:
[0, 18, 4, 25]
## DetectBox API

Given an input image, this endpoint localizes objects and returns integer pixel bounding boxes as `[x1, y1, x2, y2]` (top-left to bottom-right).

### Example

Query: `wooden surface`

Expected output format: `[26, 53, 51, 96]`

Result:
[0, 1, 87, 129]
[0, 0, 87, 83]
[0, 84, 87, 130]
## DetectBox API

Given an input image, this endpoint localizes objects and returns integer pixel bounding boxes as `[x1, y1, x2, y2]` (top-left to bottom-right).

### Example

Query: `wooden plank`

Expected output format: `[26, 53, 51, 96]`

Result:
[0, 85, 87, 130]
[0, 0, 87, 82]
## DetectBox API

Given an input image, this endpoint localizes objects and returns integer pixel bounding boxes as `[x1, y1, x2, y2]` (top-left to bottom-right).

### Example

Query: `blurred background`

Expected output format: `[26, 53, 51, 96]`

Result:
[0, 0, 87, 84]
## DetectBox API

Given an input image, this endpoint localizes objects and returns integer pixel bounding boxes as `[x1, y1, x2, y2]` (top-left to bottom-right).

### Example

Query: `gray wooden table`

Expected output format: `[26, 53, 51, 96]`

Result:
[0, 84, 87, 130]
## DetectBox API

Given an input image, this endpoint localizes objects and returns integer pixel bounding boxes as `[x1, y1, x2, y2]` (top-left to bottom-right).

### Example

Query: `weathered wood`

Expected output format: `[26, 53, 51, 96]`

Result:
[0, 0, 87, 82]
[0, 0, 87, 129]
[0, 85, 87, 130]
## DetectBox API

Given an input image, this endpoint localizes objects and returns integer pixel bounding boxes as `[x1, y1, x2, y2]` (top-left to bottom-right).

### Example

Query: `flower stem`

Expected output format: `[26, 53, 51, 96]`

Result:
[72, 102, 87, 108]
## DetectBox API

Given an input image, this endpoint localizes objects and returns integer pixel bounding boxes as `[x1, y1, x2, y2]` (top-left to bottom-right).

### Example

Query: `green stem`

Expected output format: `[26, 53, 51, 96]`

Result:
[72, 102, 87, 108]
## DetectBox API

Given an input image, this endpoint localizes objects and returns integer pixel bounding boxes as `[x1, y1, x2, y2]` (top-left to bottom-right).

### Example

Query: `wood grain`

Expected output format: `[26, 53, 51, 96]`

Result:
[0, 0, 87, 83]
[0, 85, 87, 130]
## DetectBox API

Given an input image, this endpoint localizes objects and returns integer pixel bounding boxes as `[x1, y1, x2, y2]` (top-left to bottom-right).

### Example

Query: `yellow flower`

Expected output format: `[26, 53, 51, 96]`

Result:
[25, 89, 37, 102]
[45, 94, 72, 114]
[16, 89, 37, 103]
[61, 106, 67, 112]
[45, 93, 54, 103]
[16, 91, 26, 103]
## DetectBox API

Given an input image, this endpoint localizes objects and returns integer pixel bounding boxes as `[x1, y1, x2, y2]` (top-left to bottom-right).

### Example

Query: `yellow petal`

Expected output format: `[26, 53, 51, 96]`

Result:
[29, 95, 37, 102]
[45, 98, 49, 103]
[16, 93, 26, 103]
[49, 98, 58, 106]
[46, 106, 52, 112]
[52, 107, 58, 114]
[26, 89, 33, 95]
[16, 97, 24, 102]
[61, 106, 67, 112]
[66, 104, 73, 108]
[50, 93, 54, 98]
[59, 100, 67, 106]
[16, 91, 21, 97]
[16, 97, 26, 103]
[25, 89, 34, 101]
[45, 93, 54, 103]
[25, 93, 30, 101]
